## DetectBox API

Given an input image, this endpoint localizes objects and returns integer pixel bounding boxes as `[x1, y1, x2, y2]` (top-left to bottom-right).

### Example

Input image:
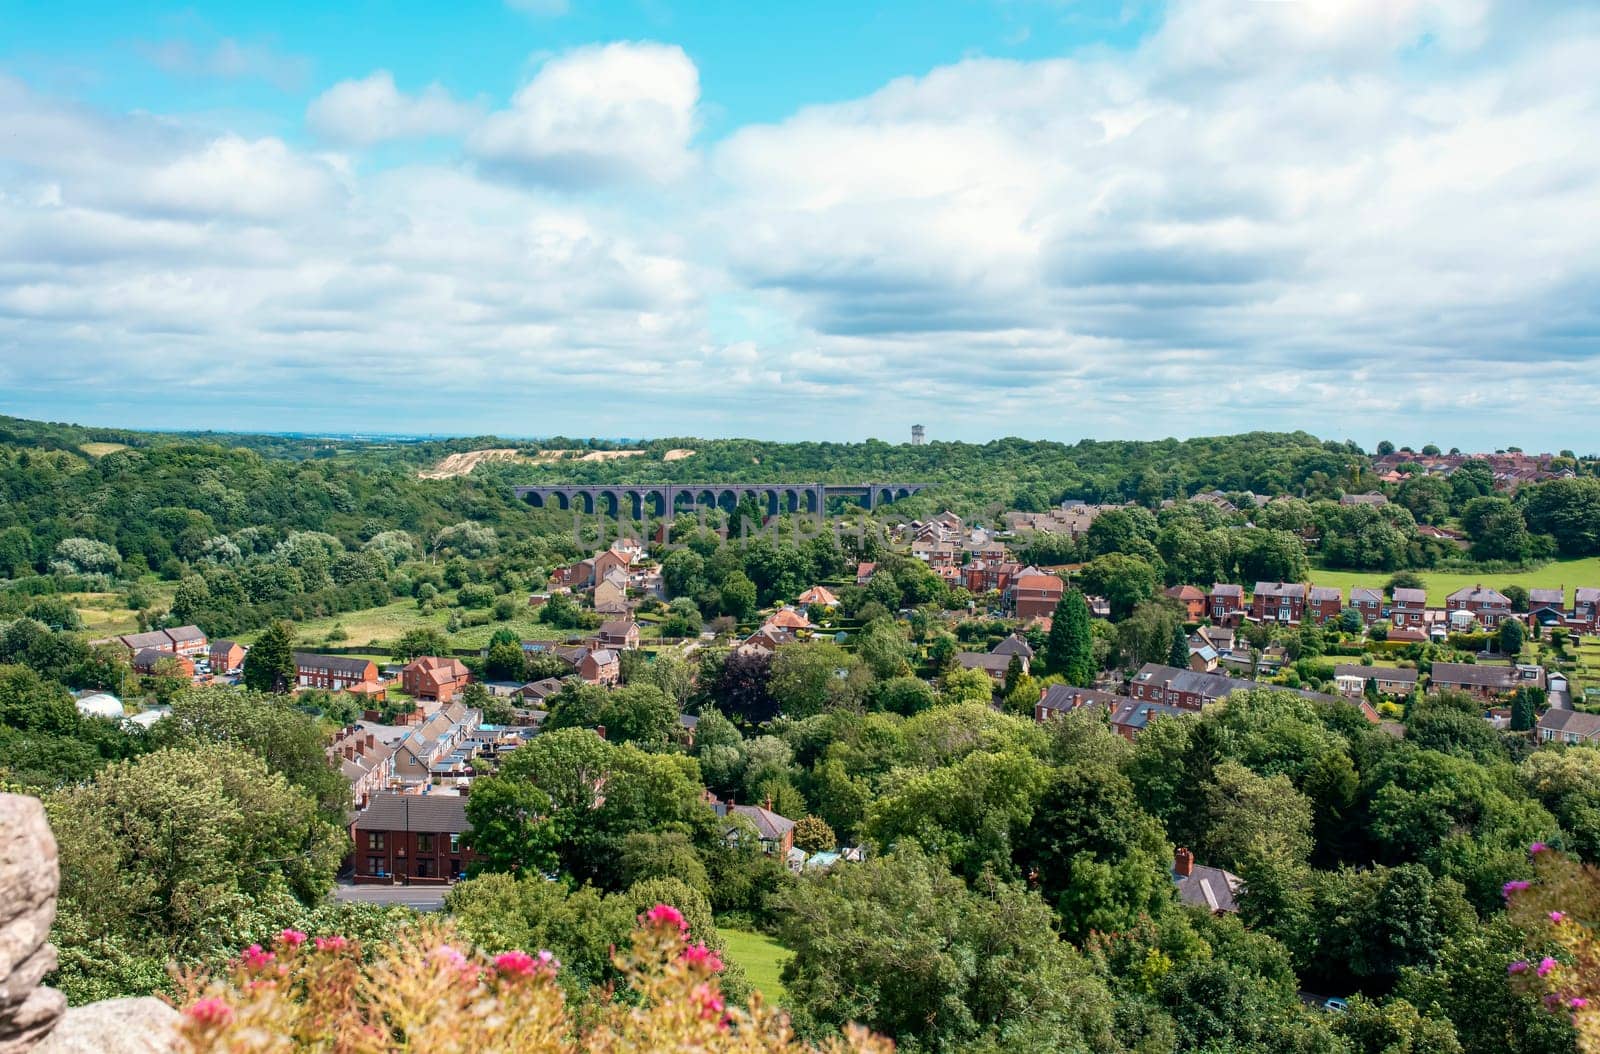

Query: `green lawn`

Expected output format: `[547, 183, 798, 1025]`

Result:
[235, 599, 572, 653]
[1309, 556, 1600, 607]
[719, 927, 790, 1004]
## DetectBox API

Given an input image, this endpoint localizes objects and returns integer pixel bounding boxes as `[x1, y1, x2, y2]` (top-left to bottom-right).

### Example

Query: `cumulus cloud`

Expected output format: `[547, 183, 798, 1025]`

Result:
[307, 72, 483, 146]
[468, 42, 700, 186]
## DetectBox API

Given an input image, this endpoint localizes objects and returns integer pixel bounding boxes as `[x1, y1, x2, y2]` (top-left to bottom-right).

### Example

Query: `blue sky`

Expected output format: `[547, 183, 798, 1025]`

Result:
[1, 0, 1599, 448]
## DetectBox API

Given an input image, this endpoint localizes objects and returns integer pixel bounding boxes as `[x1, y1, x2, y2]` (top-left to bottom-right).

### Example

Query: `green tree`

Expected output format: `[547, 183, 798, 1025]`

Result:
[1168, 622, 1189, 667]
[241, 619, 295, 693]
[1047, 590, 1094, 686]
[793, 815, 837, 853]
[1498, 617, 1526, 658]
[769, 643, 868, 718]
[463, 776, 557, 875]
[1080, 554, 1159, 620]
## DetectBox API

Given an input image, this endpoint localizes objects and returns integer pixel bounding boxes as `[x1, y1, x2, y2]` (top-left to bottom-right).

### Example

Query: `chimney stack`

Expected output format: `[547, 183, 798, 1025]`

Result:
[595, 725, 607, 740]
[763, 794, 773, 812]
[1174, 847, 1194, 877]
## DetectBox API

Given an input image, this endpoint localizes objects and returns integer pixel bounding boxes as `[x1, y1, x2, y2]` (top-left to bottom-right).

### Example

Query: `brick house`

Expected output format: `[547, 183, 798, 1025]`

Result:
[1163, 585, 1207, 621]
[1109, 699, 1187, 739]
[1350, 587, 1384, 625]
[208, 640, 246, 673]
[594, 572, 629, 616]
[1527, 588, 1566, 623]
[1034, 684, 1122, 723]
[1428, 661, 1542, 700]
[956, 651, 1021, 683]
[162, 625, 209, 657]
[1251, 582, 1306, 625]
[401, 656, 470, 701]
[1207, 583, 1244, 626]
[1332, 664, 1418, 697]
[596, 620, 640, 650]
[1010, 570, 1065, 620]
[1127, 663, 1237, 711]
[1538, 708, 1600, 746]
[724, 802, 796, 857]
[115, 626, 208, 657]
[295, 652, 381, 692]
[578, 648, 621, 686]
[1390, 588, 1428, 629]
[1307, 586, 1343, 624]
[133, 648, 195, 677]
[349, 792, 475, 885]
[1446, 585, 1511, 630]
[1573, 588, 1600, 631]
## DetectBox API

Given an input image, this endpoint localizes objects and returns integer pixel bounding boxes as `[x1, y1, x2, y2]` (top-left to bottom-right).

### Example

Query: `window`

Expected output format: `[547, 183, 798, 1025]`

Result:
[449, 834, 461, 852]
[415, 858, 435, 878]
[367, 856, 385, 876]
[366, 832, 385, 850]
[417, 833, 434, 853]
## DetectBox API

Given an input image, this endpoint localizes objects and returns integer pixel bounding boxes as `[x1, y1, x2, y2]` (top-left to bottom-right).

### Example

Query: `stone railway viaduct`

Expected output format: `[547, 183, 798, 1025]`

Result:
[512, 482, 927, 519]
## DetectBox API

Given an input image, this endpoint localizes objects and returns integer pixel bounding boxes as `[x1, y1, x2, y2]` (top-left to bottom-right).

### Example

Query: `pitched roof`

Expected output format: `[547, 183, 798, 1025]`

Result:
[165, 625, 205, 641]
[119, 629, 173, 651]
[1173, 862, 1242, 913]
[990, 634, 1035, 659]
[1209, 583, 1244, 598]
[1333, 664, 1418, 684]
[797, 586, 840, 606]
[1164, 585, 1205, 601]
[598, 620, 636, 636]
[729, 804, 795, 841]
[1528, 588, 1565, 606]
[1430, 661, 1516, 688]
[1447, 584, 1510, 605]
[766, 607, 812, 630]
[1538, 709, 1600, 739]
[956, 652, 1012, 674]
[1577, 587, 1600, 605]
[353, 792, 470, 833]
[1392, 588, 1427, 605]
[1350, 587, 1383, 603]
[1253, 581, 1306, 599]
[1130, 663, 1237, 701]
[1308, 586, 1342, 602]
[294, 652, 376, 678]
[1110, 699, 1186, 732]
[1038, 685, 1122, 713]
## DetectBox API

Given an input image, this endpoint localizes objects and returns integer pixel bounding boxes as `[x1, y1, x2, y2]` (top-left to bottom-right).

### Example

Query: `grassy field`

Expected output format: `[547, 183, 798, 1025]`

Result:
[235, 599, 576, 652]
[78, 441, 128, 457]
[1309, 556, 1600, 607]
[719, 928, 790, 1004]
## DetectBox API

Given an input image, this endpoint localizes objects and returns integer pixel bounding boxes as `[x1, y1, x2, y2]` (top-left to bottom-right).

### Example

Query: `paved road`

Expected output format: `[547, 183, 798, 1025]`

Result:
[331, 883, 449, 911]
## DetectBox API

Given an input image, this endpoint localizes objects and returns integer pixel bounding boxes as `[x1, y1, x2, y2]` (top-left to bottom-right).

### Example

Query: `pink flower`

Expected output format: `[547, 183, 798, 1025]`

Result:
[314, 935, 348, 952]
[1503, 879, 1532, 898]
[537, 949, 560, 971]
[1509, 961, 1530, 975]
[1550, 911, 1566, 923]
[1537, 957, 1557, 978]
[1530, 842, 1549, 855]
[430, 944, 469, 972]
[278, 928, 307, 948]
[692, 982, 725, 1022]
[239, 944, 275, 971]
[643, 903, 689, 935]
[681, 942, 725, 973]
[1572, 997, 1589, 1010]
[494, 951, 538, 978]
[185, 997, 234, 1027]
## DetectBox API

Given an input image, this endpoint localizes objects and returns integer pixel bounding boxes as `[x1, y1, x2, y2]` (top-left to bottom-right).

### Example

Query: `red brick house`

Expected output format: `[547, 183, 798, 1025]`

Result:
[578, 648, 621, 686]
[1573, 587, 1600, 631]
[133, 648, 195, 677]
[1163, 585, 1206, 621]
[1307, 586, 1343, 624]
[295, 652, 381, 692]
[723, 801, 796, 857]
[1251, 582, 1306, 625]
[208, 640, 246, 673]
[1010, 570, 1064, 620]
[1034, 684, 1122, 723]
[1127, 663, 1237, 711]
[401, 656, 470, 701]
[1350, 587, 1384, 625]
[1446, 584, 1511, 630]
[1390, 588, 1428, 629]
[1428, 661, 1536, 700]
[115, 626, 208, 658]
[596, 620, 640, 650]
[349, 792, 475, 885]
[1527, 588, 1565, 622]
[1207, 583, 1244, 626]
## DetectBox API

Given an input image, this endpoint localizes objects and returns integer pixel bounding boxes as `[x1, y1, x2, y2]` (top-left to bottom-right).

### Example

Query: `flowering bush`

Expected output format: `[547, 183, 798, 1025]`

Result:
[1502, 843, 1599, 1051]
[175, 908, 891, 1052]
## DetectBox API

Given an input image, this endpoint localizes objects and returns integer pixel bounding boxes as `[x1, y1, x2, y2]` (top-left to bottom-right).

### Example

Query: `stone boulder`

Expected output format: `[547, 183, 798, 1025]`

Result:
[0, 794, 64, 1053]
[33, 998, 181, 1054]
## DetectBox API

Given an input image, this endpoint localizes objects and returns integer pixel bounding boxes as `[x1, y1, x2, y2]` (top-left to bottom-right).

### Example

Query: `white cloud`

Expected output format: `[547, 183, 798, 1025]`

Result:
[468, 42, 699, 186]
[307, 72, 483, 146]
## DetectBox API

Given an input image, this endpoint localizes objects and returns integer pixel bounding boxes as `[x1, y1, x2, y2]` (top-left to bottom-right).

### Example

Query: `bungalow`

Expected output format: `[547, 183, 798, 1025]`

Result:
[991, 634, 1035, 661]
[1538, 708, 1600, 746]
[1340, 492, 1388, 507]
[514, 677, 567, 705]
[718, 800, 797, 857]
[596, 620, 640, 651]
[1428, 661, 1542, 700]
[1207, 583, 1245, 626]
[349, 792, 475, 885]
[797, 585, 840, 608]
[1307, 586, 1343, 624]
[1010, 569, 1065, 621]
[1350, 587, 1384, 625]
[1163, 584, 1207, 621]
[1446, 584, 1511, 630]
[1109, 699, 1187, 740]
[1172, 848, 1241, 914]
[855, 562, 878, 586]
[295, 652, 382, 693]
[1034, 684, 1122, 723]
[401, 656, 470, 701]
[1332, 664, 1418, 698]
[1390, 588, 1428, 629]
[208, 640, 246, 674]
[956, 651, 1023, 683]
[1251, 582, 1306, 625]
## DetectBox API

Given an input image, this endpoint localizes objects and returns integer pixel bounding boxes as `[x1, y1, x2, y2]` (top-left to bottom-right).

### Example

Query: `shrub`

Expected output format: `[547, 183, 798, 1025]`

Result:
[175, 909, 890, 1053]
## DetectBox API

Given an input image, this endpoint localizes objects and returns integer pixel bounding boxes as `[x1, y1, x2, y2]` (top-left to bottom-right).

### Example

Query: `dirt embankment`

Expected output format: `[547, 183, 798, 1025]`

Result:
[418, 449, 525, 479]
